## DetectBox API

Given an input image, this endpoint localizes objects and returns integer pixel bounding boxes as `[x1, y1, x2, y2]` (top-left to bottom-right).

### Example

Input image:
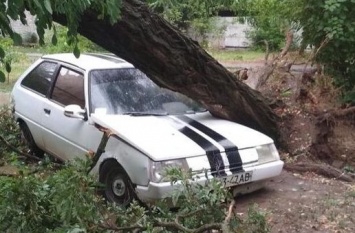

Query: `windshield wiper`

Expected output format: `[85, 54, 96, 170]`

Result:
[184, 109, 208, 114]
[122, 111, 169, 116]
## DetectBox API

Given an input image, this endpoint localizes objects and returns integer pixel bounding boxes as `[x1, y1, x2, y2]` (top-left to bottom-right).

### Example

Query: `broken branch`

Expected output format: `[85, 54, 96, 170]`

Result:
[0, 134, 40, 161]
[285, 163, 354, 182]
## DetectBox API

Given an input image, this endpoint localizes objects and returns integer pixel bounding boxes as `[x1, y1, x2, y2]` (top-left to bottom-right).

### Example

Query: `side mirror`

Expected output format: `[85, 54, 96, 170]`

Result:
[64, 104, 87, 120]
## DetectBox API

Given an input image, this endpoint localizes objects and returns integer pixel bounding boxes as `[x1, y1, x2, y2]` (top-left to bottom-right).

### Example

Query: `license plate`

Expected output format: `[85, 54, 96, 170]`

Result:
[219, 171, 253, 187]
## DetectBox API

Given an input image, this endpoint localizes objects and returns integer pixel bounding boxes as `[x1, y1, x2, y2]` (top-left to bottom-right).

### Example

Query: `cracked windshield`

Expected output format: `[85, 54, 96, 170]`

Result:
[90, 68, 205, 115]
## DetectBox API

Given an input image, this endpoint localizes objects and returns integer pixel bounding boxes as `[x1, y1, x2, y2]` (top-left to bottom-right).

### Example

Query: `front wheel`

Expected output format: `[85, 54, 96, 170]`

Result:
[99, 161, 135, 206]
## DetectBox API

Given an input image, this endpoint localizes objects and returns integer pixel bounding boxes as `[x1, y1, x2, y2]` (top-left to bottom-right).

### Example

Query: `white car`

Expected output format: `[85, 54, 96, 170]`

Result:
[11, 53, 284, 205]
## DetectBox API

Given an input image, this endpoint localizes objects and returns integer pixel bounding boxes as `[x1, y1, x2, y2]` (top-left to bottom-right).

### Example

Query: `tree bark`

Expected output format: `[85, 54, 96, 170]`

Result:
[53, 0, 279, 140]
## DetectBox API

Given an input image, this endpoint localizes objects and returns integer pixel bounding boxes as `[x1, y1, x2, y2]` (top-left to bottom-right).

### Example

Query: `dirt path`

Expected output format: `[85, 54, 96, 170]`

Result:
[237, 171, 355, 232]
[0, 93, 10, 106]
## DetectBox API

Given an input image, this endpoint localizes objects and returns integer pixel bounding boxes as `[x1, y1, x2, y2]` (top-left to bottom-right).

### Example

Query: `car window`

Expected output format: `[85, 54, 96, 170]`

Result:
[51, 67, 85, 108]
[21, 61, 57, 96]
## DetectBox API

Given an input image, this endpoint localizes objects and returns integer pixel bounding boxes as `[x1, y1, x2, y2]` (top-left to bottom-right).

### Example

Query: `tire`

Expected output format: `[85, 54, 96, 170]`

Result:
[19, 121, 44, 158]
[99, 160, 135, 206]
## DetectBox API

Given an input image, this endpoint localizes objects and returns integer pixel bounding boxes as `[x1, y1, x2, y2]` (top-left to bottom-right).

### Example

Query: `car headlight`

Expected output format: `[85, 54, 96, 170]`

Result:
[256, 143, 280, 164]
[149, 159, 189, 183]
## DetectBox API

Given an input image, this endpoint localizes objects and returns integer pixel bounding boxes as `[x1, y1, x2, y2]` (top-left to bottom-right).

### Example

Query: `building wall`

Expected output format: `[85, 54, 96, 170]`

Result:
[222, 17, 252, 48]
[188, 17, 252, 49]
[10, 15, 252, 48]
[10, 12, 38, 44]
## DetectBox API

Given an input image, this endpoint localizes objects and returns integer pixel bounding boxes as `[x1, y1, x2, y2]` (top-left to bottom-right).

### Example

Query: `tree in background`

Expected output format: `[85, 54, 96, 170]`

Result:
[232, 0, 302, 51]
[147, 0, 234, 47]
[300, 0, 355, 104]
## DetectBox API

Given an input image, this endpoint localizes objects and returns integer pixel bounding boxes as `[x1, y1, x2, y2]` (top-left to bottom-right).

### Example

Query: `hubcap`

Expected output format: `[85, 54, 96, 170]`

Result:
[112, 178, 126, 197]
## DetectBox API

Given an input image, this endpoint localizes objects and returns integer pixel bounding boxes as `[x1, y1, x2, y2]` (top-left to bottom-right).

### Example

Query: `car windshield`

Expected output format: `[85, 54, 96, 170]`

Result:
[89, 68, 205, 115]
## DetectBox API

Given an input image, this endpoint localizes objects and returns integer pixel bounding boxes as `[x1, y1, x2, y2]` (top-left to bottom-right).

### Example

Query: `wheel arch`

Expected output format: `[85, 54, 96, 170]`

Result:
[17, 117, 25, 125]
[94, 136, 151, 186]
[99, 158, 125, 180]
[16, 117, 45, 157]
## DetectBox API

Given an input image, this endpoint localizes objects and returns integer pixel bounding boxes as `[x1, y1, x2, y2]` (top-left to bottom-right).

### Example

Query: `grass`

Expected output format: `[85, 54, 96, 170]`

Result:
[0, 52, 34, 92]
[12, 45, 46, 54]
[208, 49, 265, 62]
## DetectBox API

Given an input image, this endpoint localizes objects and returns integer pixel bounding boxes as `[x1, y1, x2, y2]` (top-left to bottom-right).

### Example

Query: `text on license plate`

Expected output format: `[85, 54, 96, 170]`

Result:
[219, 171, 253, 187]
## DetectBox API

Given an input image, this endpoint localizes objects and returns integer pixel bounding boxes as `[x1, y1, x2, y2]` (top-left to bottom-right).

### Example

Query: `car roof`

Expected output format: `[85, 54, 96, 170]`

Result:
[42, 53, 134, 70]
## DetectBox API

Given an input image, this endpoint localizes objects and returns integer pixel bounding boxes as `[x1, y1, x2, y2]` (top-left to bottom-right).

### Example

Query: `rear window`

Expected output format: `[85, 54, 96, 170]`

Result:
[21, 61, 57, 96]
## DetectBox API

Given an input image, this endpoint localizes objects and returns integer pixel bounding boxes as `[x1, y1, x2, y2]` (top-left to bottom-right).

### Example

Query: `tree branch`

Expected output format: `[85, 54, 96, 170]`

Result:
[0, 134, 40, 161]
[264, 40, 270, 65]
[285, 163, 354, 182]
[224, 200, 236, 224]
[279, 29, 294, 58]
[302, 37, 330, 74]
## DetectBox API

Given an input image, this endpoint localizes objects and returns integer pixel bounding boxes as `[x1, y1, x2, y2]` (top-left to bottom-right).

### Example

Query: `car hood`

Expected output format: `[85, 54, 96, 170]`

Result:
[91, 112, 273, 161]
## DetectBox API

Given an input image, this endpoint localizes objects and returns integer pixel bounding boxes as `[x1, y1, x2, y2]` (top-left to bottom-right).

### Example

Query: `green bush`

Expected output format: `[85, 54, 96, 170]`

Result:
[0, 160, 270, 232]
[300, 0, 355, 104]
[234, 0, 302, 52]
[0, 160, 103, 232]
[0, 107, 24, 161]
[247, 25, 285, 52]
[42, 25, 105, 54]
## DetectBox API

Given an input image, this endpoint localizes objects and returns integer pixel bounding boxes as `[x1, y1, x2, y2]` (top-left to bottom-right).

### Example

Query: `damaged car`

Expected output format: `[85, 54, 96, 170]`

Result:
[11, 53, 284, 205]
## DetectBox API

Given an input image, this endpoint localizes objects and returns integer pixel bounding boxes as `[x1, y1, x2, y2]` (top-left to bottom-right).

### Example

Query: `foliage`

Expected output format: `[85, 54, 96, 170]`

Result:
[0, 38, 15, 83]
[0, 0, 121, 72]
[0, 159, 103, 232]
[0, 128, 270, 233]
[0, 0, 118, 83]
[234, 0, 302, 51]
[0, 106, 24, 162]
[299, 0, 355, 104]
[41, 24, 105, 54]
[148, 0, 231, 46]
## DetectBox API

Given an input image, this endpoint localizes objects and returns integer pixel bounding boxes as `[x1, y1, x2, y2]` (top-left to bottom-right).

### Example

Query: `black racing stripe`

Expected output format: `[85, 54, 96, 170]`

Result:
[179, 126, 227, 177]
[86, 53, 124, 64]
[176, 115, 244, 173]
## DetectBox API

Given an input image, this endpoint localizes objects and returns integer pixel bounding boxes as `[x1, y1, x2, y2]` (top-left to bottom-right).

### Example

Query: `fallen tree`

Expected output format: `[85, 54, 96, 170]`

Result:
[51, 0, 279, 140]
[1, 0, 280, 139]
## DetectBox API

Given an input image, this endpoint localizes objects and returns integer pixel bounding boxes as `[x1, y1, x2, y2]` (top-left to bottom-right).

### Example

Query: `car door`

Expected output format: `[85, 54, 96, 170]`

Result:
[41, 65, 101, 160]
[14, 61, 59, 151]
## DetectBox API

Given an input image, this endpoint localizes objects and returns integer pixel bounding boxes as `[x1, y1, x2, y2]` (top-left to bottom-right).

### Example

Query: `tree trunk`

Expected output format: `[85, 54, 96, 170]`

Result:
[53, 0, 279, 140]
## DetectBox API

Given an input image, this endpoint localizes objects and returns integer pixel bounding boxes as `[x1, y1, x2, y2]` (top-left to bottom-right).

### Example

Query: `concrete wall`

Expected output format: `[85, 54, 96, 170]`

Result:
[222, 17, 252, 48]
[188, 17, 252, 49]
[10, 15, 252, 48]
[10, 12, 38, 44]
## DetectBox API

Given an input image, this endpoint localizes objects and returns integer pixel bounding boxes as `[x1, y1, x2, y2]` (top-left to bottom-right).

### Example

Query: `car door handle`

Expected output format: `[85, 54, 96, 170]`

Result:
[44, 108, 51, 115]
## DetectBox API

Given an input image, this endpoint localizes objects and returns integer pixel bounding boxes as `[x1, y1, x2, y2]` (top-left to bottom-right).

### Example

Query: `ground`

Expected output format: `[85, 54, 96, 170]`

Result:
[0, 51, 354, 232]
[221, 55, 355, 232]
[238, 171, 355, 233]
[0, 93, 9, 106]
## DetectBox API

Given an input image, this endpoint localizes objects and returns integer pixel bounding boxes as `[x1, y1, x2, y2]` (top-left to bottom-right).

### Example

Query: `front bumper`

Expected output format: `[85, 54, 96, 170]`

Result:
[135, 160, 284, 203]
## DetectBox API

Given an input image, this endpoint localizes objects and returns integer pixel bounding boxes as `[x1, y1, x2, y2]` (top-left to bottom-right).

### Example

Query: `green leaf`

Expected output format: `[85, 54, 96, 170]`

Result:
[51, 34, 57, 45]
[0, 71, 5, 82]
[11, 33, 22, 45]
[5, 62, 11, 73]
[0, 47, 5, 59]
[73, 45, 80, 58]
[44, 0, 53, 14]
